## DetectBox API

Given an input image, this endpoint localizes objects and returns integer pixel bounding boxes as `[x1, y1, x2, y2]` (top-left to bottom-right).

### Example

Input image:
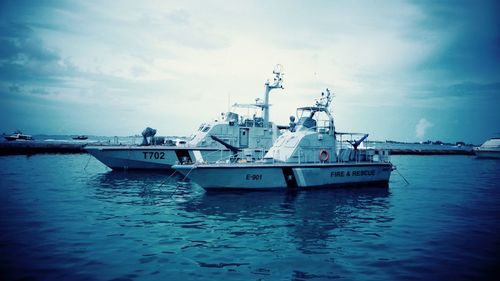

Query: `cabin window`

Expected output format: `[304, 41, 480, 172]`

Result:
[298, 117, 316, 128]
[202, 126, 210, 132]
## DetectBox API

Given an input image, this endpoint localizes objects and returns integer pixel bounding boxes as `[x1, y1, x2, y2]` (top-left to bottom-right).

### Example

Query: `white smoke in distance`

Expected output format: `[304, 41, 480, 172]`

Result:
[416, 118, 433, 139]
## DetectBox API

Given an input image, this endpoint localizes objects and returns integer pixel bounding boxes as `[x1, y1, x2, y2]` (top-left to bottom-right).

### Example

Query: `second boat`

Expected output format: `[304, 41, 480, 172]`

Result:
[86, 66, 285, 170]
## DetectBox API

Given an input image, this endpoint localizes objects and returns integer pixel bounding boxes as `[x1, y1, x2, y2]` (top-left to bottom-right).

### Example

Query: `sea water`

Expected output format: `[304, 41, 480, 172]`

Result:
[0, 154, 499, 280]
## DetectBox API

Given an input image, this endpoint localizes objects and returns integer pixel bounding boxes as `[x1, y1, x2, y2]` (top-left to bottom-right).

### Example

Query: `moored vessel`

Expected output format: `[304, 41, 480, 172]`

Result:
[474, 138, 500, 158]
[3, 131, 34, 141]
[85, 66, 285, 170]
[174, 89, 393, 190]
[72, 135, 88, 140]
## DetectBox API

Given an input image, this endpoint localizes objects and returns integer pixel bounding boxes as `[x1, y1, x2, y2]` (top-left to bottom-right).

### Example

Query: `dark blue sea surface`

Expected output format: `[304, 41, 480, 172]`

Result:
[0, 155, 499, 280]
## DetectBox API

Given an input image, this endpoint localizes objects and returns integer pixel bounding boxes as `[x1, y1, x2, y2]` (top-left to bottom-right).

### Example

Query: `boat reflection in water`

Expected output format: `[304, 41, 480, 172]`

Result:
[84, 170, 393, 279]
[89, 171, 392, 252]
[89, 171, 191, 206]
[179, 186, 392, 254]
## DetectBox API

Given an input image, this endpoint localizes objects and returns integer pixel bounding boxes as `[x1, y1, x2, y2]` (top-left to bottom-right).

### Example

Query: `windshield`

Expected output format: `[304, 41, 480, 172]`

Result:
[297, 117, 316, 128]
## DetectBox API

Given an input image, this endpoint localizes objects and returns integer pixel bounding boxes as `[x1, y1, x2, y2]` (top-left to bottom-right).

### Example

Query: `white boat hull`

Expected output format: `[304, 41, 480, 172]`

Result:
[474, 138, 500, 158]
[85, 146, 233, 170]
[474, 149, 500, 159]
[174, 162, 392, 190]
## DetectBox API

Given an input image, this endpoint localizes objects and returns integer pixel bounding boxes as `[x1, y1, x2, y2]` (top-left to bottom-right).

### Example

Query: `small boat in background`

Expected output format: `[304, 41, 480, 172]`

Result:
[3, 131, 34, 141]
[72, 135, 88, 140]
[474, 138, 500, 158]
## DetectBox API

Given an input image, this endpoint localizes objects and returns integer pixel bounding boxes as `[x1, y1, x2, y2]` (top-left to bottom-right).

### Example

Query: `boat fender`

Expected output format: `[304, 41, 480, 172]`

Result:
[319, 150, 329, 162]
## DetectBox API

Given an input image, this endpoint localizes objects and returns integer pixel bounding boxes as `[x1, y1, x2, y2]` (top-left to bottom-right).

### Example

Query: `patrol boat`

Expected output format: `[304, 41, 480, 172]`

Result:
[85, 66, 284, 170]
[174, 89, 393, 190]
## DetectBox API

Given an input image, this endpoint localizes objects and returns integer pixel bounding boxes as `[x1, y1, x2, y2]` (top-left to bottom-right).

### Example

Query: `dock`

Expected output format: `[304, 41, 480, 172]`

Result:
[369, 142, 475, 155]
[388, 148, 474, 155]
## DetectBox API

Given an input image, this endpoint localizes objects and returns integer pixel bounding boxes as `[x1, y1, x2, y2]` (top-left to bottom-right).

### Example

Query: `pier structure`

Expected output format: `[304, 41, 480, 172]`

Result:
[0, 141, 87, 155]
[0, 140, 475, 156]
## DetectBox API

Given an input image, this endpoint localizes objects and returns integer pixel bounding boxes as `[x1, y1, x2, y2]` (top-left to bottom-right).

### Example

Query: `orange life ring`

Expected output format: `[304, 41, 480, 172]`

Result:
[319, 150, 329, 162]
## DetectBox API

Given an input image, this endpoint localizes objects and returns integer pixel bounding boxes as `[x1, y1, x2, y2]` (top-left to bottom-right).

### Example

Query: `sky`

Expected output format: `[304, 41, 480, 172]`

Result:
[0, 0, 499, 144]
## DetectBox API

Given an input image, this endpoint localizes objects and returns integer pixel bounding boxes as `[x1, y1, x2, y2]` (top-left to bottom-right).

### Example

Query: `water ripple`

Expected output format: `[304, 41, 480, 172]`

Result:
[0, 155, 499, 280]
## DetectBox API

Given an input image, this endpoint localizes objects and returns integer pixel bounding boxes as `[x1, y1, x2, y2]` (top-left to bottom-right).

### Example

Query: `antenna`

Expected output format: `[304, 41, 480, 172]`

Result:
[273, 64, 283, 75]
[315, 88, 333, 108]
[263, 64, 284, 123]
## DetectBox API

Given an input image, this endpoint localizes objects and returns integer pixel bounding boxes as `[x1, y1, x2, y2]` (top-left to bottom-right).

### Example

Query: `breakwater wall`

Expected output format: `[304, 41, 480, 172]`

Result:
[0, 141, 87, 155]
[368, 142, 474, 156]
[389, 148, 474, 155]
[0, 140, 475, 156]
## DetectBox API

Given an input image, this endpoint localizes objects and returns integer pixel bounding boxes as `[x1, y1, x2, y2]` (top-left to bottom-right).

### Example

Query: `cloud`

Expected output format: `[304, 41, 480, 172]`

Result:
[413, 1, 500, 81]
[0, 0, 498, 143]
[447, 82, 500, 97]
[415, 118, 433, 139]
[0, 22, 79, 86]
[405, 81, 500, 110]
[130, 66, 148, 78]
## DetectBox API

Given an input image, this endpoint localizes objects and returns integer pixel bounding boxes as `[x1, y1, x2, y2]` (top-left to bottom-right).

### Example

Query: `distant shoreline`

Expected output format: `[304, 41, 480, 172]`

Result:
[0, 138, 475, 156]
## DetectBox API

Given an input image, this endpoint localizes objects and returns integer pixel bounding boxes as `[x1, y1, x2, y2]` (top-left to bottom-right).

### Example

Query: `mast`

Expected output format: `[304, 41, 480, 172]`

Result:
[263, 64, 284, 123]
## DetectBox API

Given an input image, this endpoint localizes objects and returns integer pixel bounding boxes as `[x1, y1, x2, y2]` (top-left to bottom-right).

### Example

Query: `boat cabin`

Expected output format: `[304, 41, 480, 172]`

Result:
[263, 89, 387, 164]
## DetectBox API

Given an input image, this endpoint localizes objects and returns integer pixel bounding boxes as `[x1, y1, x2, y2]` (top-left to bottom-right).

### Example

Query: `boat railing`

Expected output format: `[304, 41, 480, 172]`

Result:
[316, 120, 334, 134]
[295, 147, 384, 164]
[187, 145, 388, 167]
[296, 123, 333, 135]
[186, 146, 270, 166]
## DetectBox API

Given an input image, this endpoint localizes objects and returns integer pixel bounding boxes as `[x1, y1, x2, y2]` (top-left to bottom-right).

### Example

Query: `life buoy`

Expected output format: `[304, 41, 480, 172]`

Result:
[319, 150, 329, 162]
